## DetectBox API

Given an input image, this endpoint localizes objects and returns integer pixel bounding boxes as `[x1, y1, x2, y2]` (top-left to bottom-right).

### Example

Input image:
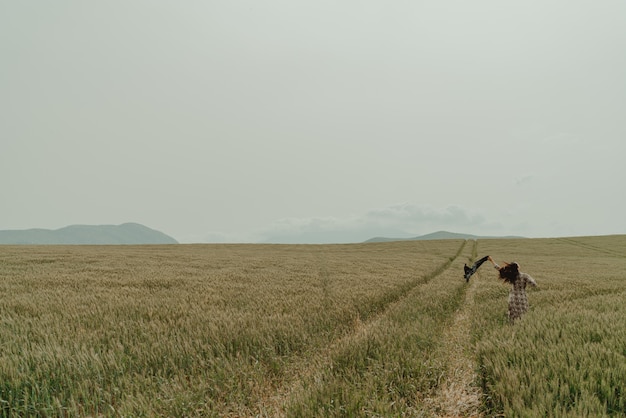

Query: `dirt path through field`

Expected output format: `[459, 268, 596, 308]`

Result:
[257, 241, 467, 417]
[425, 243, 483, 417]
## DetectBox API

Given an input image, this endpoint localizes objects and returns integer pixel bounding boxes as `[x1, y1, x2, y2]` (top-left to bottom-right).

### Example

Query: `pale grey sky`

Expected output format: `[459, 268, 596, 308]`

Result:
[2, 1, 625, 243]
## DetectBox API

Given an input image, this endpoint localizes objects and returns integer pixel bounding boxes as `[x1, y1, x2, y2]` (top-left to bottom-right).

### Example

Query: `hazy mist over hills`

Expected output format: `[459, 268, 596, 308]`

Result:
[365, 231, 525, 243]
[0, 223, 178, 245]
[0, 222, 523, 245]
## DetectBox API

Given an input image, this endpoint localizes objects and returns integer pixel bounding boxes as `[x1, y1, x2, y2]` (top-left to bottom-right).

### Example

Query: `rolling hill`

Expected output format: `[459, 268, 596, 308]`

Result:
[364, 230, 525, 243]
[0, 223, 178, 245]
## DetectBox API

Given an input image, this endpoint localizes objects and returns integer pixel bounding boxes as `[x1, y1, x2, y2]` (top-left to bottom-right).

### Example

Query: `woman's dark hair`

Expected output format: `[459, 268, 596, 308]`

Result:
[499, 262, 520, 284]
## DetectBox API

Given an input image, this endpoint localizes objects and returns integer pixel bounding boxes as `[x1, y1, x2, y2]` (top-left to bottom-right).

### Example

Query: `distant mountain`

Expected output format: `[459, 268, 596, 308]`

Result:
[364, 230, 525, 243]
[0, 223, 178, 245]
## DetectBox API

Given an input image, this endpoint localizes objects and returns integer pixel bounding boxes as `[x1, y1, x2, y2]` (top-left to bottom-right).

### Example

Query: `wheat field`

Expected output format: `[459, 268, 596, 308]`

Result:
[0, 235, 625, 416]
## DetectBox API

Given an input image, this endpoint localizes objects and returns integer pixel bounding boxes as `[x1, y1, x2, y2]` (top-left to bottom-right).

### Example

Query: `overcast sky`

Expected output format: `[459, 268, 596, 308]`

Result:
[2, 1, 625, 243]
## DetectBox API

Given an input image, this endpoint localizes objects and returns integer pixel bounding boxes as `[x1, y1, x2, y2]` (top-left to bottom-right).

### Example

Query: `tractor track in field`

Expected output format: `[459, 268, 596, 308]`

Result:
[255, 240, 468, 417]
[557, 237, 625, 257]
[425, 239, 484, 417]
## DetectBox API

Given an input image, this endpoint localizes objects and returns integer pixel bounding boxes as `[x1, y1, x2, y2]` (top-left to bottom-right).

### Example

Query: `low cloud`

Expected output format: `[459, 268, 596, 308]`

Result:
[515, 174, 534, 186]
[365, 204, 487, 229]
[180, 230, 262, 244]
[258, 204, 493, 244]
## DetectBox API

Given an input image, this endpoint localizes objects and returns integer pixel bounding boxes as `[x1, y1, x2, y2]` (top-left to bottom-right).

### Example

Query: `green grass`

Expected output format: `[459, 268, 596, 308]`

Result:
[0, 235, 625, 416]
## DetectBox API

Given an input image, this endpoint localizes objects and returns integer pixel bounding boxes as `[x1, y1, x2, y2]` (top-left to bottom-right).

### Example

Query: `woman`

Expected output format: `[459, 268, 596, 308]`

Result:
[488, 256, 537, 322]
